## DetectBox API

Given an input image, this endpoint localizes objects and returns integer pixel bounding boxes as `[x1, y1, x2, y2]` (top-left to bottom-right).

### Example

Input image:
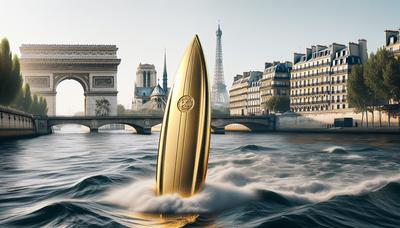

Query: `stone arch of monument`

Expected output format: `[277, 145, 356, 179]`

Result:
[19, 44, 121, 116]
[54, 73, 90, 93]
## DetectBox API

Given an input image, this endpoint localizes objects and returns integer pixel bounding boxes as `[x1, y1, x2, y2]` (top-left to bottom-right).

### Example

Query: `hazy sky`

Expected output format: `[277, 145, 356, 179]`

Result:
[0, 0, 399, 115]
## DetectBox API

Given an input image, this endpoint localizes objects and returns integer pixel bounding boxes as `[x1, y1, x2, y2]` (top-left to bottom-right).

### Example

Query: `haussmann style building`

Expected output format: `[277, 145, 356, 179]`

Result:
[260, 61, 292, 114]
[229, 71, 262, 116]
[290, 39, 367, 113]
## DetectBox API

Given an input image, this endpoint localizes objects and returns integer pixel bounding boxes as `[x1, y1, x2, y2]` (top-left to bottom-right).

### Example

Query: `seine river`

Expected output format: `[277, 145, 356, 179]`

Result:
[1, 127, 400, 227]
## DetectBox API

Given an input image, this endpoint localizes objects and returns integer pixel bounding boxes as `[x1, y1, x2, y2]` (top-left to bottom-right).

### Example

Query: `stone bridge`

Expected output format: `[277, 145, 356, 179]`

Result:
[43, 115, 275, 135]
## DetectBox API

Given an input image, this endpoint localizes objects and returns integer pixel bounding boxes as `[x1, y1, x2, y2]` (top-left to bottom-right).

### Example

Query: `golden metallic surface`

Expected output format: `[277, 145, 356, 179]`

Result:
[156, 35, 211, 197]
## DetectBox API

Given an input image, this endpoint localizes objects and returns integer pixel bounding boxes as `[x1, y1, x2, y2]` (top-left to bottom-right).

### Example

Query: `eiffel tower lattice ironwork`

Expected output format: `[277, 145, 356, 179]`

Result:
[212, 23, 229, 109]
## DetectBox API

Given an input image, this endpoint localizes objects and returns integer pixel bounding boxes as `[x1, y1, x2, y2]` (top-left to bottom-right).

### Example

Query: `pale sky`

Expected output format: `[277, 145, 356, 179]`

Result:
[0, 0, 399, 115]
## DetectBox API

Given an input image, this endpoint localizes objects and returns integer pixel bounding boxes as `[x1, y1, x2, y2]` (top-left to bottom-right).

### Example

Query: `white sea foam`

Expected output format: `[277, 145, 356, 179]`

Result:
[276, 174, 400, 202]
[345, 155, 363, 160]
[322, 146, 347, 154]
[103, 179, 254, 213]
[103, 148, 400, 214]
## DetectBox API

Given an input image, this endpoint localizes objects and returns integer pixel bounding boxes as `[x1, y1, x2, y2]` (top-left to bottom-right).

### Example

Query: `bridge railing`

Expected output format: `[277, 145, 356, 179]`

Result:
[46, 113, 272, 119]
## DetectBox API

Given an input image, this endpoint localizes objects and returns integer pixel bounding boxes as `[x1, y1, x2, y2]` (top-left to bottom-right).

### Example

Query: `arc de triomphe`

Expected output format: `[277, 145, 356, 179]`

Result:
[20, 44, 121, 116]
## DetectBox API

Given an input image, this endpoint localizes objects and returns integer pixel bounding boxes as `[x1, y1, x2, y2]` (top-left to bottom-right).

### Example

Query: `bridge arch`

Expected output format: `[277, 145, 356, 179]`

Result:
[49, 123, 91, 133]
[48, 122, 92, 129]
[221, 123, 251, 132]
[211, 117, 275, 134]
[96, 122, 149, 134]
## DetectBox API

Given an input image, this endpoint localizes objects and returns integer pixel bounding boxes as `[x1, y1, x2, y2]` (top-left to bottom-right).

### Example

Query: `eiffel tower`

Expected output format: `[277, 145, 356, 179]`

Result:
[212, 23, 229, 109]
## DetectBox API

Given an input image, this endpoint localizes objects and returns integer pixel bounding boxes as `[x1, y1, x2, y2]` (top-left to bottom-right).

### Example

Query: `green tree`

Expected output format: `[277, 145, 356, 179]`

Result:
[22, 84, 33, 112]
[39, 97, 48, 115]
[383, 57, 400, 126]
[347, 65, 371, 126]
[0, 38, 22, 105]
[364, 49, 392, 126]
[11, 87, 25, 110]
[383, 57, 400, 102]
[30, 94, 39, 115]
[9, 82, 48, 115]
[265, 96, 290, 113]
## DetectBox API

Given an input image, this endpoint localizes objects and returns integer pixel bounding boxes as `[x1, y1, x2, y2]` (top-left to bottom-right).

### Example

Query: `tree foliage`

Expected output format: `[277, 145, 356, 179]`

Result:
[11, 84, 48, 115]
[0, 38, 22, 105]
[364, 49, 392, 105]
[347, 47, 400, 126]
[0, 38, 48, 115]
[383, 57, 400, 102]
[264, 96, 290, 113]
[347, 65, 371, 112]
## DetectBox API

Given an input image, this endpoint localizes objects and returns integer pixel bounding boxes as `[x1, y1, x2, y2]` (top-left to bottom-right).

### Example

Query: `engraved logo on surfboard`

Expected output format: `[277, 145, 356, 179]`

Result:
[177, 95, 195, 112]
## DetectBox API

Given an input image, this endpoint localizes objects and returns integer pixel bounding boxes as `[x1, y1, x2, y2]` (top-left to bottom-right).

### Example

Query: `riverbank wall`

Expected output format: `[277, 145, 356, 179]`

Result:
[276, 109, 400, 133]
[0, 106, 50, 139]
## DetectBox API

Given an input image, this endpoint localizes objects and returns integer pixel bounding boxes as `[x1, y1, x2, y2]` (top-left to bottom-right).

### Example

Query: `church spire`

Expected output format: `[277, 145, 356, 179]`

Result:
[162, 49, 168, 92]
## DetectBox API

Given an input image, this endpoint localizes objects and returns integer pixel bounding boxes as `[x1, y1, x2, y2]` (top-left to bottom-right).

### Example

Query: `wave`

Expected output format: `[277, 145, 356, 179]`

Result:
[6, 179, 400, 227]
[275, 175, 400, 203]
[322, 146, 377, 155]
[103, 171, 400, 217]
[103, 180, 254, 214]
[1, 200, 125, 227]
[345, 154, 363, 160]
[138, 154, 158, 160]
[54, 174, 131, 198]
[5, 173, 400, 227]
[322, 146, 348, 154]
[255, 181, 400, 228]
[236, 144, 276, 152]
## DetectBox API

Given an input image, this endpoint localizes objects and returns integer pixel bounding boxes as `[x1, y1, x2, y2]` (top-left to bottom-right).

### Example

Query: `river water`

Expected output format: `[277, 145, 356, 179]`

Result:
[1, 127, 400, 227]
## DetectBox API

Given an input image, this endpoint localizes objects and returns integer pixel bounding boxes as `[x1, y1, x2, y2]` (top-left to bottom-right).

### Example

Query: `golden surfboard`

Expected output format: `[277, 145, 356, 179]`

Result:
[156, 35, 211, 197]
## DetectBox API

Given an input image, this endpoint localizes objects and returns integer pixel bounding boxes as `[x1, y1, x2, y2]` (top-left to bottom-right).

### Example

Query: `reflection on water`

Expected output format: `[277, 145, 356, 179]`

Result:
[1, 130, 400, 227]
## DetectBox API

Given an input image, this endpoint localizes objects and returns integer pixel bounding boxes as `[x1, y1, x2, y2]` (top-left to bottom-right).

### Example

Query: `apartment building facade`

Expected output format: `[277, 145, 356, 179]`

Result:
[247, 80, 261, 115]
[260, 61, 292, 113]
[229, 71, 262, 116]
[290, 40, 367, 113]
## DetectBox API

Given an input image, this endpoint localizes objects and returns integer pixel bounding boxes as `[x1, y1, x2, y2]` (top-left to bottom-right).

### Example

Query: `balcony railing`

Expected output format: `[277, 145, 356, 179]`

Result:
[292, 61, 331, 72]
[291, 81, 331, 88]
[291, 71, 331, 79]
[290, 101, 330, 105]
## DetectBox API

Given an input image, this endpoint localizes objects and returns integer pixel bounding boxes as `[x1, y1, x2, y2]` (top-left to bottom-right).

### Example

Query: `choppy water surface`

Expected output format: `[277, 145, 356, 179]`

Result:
[1, 128, 400, 227]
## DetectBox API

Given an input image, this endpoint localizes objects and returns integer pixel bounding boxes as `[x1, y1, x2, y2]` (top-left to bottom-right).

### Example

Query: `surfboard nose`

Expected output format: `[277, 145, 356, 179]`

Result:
[156, 35, 211, 197]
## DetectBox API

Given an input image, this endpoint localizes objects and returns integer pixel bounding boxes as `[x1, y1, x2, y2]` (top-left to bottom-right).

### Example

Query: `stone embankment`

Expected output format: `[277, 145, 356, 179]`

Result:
[0, 106, 49, 139]
[276, 110, 400, 134]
